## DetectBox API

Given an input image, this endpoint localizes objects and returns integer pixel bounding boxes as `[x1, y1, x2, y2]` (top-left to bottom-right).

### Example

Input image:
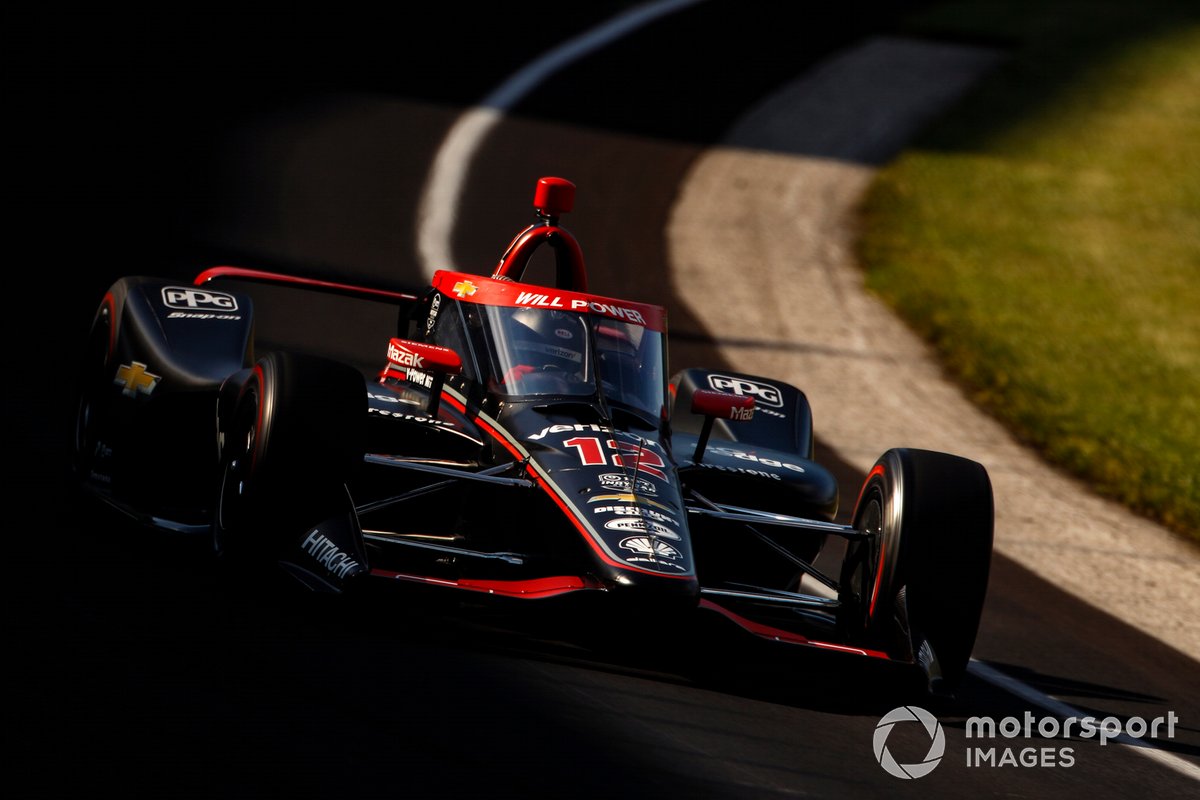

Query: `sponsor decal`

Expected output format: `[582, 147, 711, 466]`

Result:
[598, 472, 657, 495]
[707, 375, 784, 409]
[368, 391, 421, 407]
[405, 368, 433, 389]
[425, 293, 441, 334]
[514, 291, 646, 326]
[161, 286, 239, 312]
[528, 422, 612, 441]
[367, 406, 452, 426]
[597, 474, 662, 494]
[383, 339, 461, 378]
[588, 493, 677, 513]
[166, 311, 242, 320]
[527, 342, 582, 363]
[301, 528, 362, 579]
[619, 535, 683, 566]
[87, 442, 114, 484]
[729, 405, 754, 422]
[515, 291, 565, 308]
[706, 445, 806, 474]
[554, 328, 574, 340]
[592, 504, 678, 527]
[432, 271, 665, 332]
[605, 517, 680, 540]
[691, 462, 781, 480]
[114, 361, 161, 398]
[388, 340, 425, 369]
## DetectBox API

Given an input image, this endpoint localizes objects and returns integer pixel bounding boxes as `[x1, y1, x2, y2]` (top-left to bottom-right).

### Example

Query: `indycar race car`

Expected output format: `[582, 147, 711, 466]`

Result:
[73, 176, 994, 694]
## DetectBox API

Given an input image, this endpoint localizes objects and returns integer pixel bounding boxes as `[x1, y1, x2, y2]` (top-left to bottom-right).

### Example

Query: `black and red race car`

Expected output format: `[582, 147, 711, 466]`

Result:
[73, 176, 994, 694]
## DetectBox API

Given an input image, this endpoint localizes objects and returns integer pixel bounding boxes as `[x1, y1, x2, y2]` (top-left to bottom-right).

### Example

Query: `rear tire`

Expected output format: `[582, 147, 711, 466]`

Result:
[839, 448, 993, 693]
[213, 351, 365, 570]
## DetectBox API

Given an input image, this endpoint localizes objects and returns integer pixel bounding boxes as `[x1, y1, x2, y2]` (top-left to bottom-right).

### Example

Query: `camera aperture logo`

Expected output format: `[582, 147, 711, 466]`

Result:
[873, 706, 946, 779]
[874, 706, 1181, 777]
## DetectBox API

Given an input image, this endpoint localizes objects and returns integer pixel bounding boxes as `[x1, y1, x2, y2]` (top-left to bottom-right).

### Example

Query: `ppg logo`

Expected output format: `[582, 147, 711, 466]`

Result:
[161, 287, 239, 311]
[707, 375, 784, 408]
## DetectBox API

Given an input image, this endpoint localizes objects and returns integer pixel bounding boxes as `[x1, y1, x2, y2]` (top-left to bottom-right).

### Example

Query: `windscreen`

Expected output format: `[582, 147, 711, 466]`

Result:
[484, 305, 666, 421]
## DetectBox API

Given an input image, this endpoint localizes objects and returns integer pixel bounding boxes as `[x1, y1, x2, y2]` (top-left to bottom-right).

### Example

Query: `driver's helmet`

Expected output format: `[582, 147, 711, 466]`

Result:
[508, 307, 587, 376]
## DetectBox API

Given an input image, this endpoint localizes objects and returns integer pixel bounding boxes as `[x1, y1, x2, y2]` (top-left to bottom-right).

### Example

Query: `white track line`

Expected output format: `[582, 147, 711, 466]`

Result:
[415, 0, 705, 279]
[969, 660, 1200, 781]
[412, 4, 1200, 785]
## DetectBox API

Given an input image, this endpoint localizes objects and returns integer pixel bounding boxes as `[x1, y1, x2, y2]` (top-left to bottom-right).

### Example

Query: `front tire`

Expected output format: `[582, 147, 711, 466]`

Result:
[213, 351, 365, 568]
[72, 300, 114, 487]
[839, 448, 994, 693]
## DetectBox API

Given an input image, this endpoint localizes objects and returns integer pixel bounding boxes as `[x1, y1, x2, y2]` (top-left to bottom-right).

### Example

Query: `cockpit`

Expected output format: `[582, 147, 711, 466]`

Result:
[419, 270, 668, 427]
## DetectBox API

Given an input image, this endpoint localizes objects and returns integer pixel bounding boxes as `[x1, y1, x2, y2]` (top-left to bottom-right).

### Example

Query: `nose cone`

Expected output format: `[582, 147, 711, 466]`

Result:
[600, 561, 701, 609]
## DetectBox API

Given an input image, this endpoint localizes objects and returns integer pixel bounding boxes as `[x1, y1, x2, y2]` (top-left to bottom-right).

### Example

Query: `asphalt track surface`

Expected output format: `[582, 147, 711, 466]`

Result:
[12, 3, 1199, 798]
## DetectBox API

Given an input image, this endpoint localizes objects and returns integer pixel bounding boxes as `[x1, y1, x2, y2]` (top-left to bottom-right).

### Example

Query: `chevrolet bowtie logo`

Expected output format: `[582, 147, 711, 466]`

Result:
[452, 280, 478, 298]
[114, 361, 161, 398]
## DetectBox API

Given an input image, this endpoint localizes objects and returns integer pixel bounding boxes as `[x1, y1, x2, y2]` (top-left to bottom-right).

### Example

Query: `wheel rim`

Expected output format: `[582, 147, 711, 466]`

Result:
[74, 388, 95, 473]
[840, 487, 884, 637]
[858, 494, 884, 623]
[74, 312, 110, 479]
[214, 386, 258, 556]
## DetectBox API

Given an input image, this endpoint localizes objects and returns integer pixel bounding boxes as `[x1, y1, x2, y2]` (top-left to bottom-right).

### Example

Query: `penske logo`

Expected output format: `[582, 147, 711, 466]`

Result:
[605, 518, 679, 540]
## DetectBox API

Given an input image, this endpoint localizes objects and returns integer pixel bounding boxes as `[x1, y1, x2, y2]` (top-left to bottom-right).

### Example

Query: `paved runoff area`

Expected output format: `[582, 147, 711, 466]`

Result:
[666, 36, 1200, 661]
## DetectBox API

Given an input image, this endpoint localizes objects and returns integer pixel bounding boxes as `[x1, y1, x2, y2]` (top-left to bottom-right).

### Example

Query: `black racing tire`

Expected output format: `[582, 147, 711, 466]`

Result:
[72, 299, 115, 487]
[839, 448, 994, 692]
[213, 351, 366, 567]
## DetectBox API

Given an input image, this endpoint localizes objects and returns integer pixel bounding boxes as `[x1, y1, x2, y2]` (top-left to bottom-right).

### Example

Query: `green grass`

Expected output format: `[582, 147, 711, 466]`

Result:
[858, 1, 1200, 539]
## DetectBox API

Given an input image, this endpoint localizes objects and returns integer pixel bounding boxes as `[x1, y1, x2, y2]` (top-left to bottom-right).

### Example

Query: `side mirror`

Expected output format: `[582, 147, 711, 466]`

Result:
[689, 389, 754, 463]
[387, 338, 463, 416]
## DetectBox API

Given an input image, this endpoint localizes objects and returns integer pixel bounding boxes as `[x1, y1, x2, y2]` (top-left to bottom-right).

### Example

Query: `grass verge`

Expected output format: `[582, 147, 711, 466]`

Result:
[859, 1, 1200, 539]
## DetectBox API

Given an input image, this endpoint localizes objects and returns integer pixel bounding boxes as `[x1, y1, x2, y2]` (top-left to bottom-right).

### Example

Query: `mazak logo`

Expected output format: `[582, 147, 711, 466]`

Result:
[707, 375, 783, 408]
[874, 706, 946, 779]
[161, 286, 238, 312]
[387, 341, 424, 369]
